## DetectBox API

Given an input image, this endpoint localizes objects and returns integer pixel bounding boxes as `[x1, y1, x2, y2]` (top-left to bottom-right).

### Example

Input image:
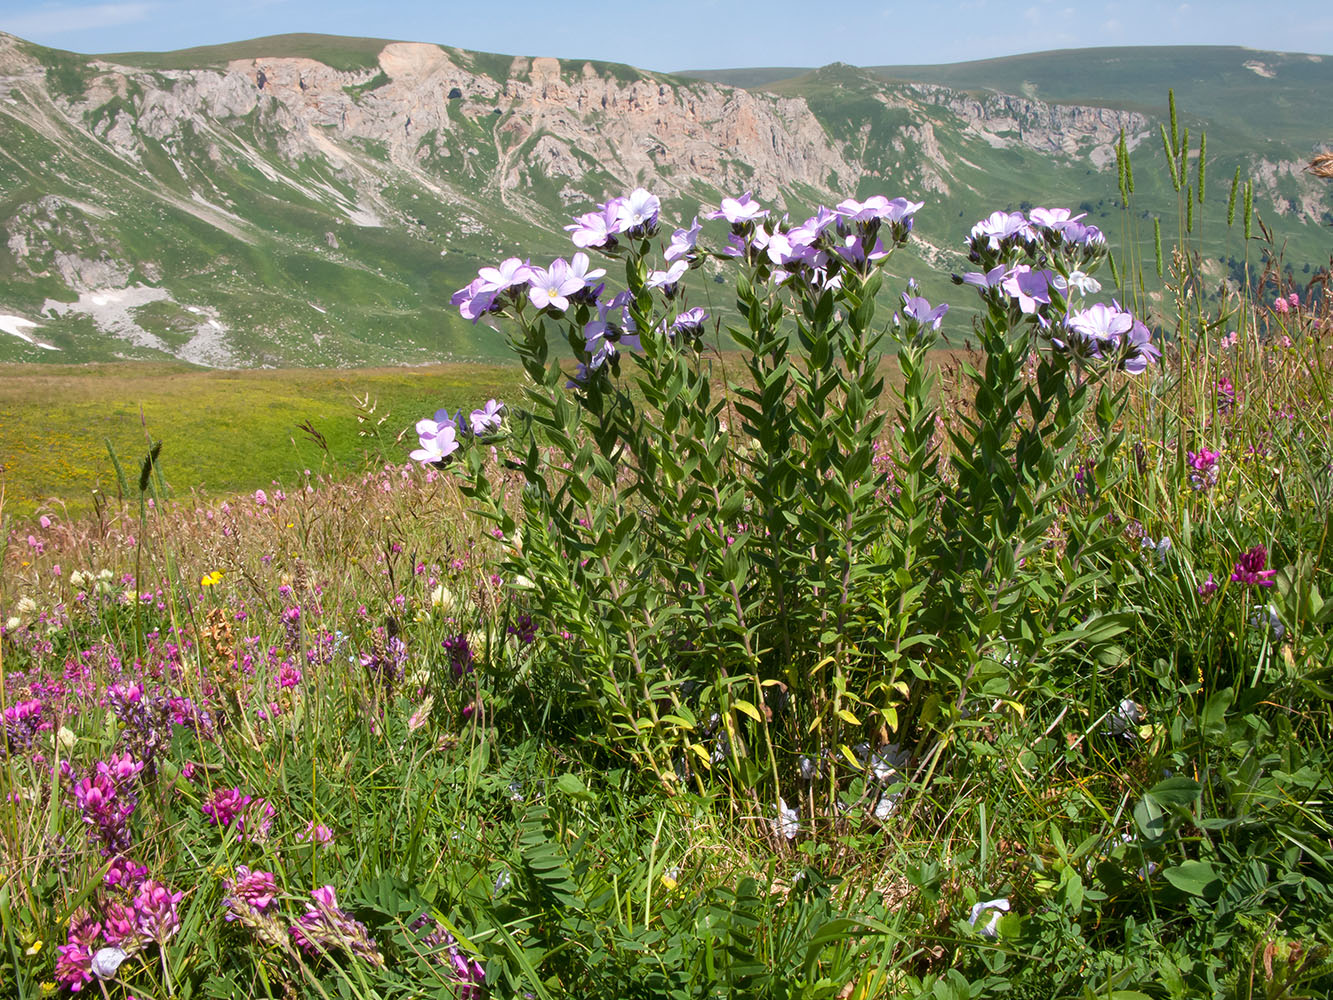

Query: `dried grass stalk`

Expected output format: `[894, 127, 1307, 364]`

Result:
[1309, 151, 1333, 179]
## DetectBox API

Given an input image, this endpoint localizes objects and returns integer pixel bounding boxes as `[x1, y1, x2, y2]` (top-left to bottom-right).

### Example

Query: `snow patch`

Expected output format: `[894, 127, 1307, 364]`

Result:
[0, 314, 60, 351]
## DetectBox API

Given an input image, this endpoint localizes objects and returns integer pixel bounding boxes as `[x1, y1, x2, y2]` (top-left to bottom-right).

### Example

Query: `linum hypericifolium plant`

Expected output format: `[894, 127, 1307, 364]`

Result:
[418, 188, 1159, 835]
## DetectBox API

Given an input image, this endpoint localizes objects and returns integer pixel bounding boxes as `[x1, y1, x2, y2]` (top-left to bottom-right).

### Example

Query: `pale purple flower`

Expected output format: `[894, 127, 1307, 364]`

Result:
[1198, 572, 1219, 597]
[1027, 207, 1085, 231]
[970, 210, 1033, 250]
[410, 420, 460, 464]
[90, 946, 128, 981]
[645, 259, 689, 295]
[526, 259, 583, 312]
[671, 307, 709, 338]
[469, 399, 504, 435]
[454, 280, 499, 323]
[475, 258, 532, 294]
[663, 217, 701, 262]
[1001, 266, 1055, 314]
[1059, 270, 1101, 296]
[705, 190, 767, 226]
[961, 265, 1007, 289]
[1061, 221, 1106, 247]
[615, 188, 660, 236]
[565, 203, 621, 249]
[1121, 316, 1160, 374]
[1066, 302, 1134, 348]
[565, 251, 605, 295]
[901, 294, 949, 330]
[766, 230, 821, 267]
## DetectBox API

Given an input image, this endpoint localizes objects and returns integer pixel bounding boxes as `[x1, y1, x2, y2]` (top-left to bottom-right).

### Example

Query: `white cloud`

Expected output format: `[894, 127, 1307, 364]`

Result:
[1, 3, 153, 37]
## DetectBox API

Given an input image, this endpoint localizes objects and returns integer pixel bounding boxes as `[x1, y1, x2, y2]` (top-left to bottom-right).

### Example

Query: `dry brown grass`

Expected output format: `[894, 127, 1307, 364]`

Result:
[1308, 151, 1333, 179]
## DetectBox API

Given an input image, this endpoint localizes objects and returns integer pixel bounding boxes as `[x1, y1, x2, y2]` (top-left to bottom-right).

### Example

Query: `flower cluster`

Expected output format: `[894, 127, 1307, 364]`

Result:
[411, 399, 506, 465]
[70, 753, 144, 856]
[290, 885, 384, 967]
[53, 877, 183, 992]
[1231, 544, 1277, 588]
[958, 207, 1157, 374]
[1187, 448, 1220, 491]
[203, 786, 275, 842]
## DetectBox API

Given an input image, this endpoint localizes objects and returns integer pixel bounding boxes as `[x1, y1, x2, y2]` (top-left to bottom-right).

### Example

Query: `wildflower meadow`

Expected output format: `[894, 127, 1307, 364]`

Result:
[3, 106, 1333, 999]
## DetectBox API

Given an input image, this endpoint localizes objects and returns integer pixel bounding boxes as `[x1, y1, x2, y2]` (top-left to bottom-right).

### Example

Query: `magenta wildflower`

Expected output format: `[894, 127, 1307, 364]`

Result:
[1198, 573, 1219, 598]
[1187, 448, 1220, 490]
[55, 914, 101, 992]
[134, 879, 183, 945]
[203, 786, 252, 829]
[1231, 544, 1277, 588]
[101, 900, 138, 947]
[223, 866, 279, 920]
[291, 885, 384, 967]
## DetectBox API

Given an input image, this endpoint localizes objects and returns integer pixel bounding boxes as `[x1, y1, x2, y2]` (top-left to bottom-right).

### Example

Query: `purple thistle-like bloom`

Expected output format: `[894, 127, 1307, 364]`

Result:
[469, 399, 505, 436]
[1231, 544, 1277, 588]
[1000, 266, 1055, 314]
[664, 217, 702, 262]
[901, 294, 949, 330]
[705, 190, 768, 227]
[133, 880, 183, 945]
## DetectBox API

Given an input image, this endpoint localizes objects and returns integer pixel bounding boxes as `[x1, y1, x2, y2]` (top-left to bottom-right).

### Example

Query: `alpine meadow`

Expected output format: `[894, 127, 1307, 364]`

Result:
[2, 20, 1333, 1000]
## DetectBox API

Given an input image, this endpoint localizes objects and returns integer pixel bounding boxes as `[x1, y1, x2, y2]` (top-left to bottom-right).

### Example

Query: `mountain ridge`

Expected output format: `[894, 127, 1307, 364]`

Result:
[1, 33, 1328, 367]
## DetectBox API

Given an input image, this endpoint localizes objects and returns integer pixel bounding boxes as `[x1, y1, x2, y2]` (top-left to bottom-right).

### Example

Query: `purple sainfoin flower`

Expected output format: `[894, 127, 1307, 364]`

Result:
[203, 786, 251, 829]
[2, 697, 44, 750]
[72, 766, 138, 856]
[705, 190, 768, 228]
[449, 947, 487, 999]
[1198, 572, 1219, 598]
[1231, 544, 1277, 588]
[55, 914, 101, 992]
[105, 856, 148, 889]
[410, 419, 460, 465]
[133, 880, 183, 945]
[101, 900, 138, 947]
[664, 217, 702, 262]
[901, 294, 948, 330]
[1187, 448, 1220, 490]
[615, 188, 660, 237]
[469, 399, 505, 436]
[223, 866, 279, 920]
[443, 633, 475, 678]
[236, 797, 276, 842]
[1000, 266, 1054, 315]
[1216, 376, 1236, 412]
[291, 885, 385, 967]
[526, 259, 584, 312]
[508, 612, 537, 645]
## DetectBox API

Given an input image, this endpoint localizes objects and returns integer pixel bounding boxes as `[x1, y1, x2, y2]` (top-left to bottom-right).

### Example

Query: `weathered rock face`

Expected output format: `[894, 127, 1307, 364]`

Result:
[45, 42, 855, 209]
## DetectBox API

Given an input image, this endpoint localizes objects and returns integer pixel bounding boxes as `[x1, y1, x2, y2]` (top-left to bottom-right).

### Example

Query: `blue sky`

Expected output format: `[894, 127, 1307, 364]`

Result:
[1, 0, 1331, 70]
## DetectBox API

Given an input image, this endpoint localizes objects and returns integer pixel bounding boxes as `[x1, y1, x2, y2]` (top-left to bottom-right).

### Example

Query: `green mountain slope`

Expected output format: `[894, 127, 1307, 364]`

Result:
[0, 36, 1327, 368]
